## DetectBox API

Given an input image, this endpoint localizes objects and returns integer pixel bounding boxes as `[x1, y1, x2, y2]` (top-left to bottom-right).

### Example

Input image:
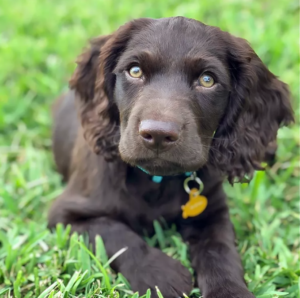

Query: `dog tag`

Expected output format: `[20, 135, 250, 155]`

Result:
[181, 188, 207, 219]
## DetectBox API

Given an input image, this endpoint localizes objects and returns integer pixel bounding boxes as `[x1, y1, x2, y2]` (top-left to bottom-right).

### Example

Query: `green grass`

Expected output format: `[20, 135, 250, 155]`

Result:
[0, 0, 299, 297]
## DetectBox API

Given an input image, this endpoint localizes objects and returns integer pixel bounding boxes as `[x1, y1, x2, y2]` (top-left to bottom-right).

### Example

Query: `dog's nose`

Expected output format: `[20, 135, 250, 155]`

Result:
[139, 120, 180, 151]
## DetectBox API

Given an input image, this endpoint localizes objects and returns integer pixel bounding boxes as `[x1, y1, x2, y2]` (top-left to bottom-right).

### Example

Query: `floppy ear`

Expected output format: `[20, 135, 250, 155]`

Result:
[69, 18, 153, 160]
[210, 33, 294, 183]
[69, 34, 117, 160]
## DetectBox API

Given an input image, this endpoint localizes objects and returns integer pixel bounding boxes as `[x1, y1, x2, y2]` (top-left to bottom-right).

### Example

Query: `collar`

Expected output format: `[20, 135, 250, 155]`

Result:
[137, 166, 192, 183]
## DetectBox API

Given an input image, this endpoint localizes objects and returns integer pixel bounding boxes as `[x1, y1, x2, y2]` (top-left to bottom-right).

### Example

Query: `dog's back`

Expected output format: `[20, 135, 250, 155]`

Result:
[52, 91, 79, 181]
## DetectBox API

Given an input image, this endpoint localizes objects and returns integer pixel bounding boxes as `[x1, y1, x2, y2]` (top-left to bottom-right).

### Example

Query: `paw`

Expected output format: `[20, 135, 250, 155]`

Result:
[205, 284, 255, 298]
[126, 248, 193, 298]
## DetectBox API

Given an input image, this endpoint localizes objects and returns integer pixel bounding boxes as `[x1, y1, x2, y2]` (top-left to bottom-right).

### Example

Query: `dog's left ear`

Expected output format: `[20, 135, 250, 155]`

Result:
[210, 33, 294, 183]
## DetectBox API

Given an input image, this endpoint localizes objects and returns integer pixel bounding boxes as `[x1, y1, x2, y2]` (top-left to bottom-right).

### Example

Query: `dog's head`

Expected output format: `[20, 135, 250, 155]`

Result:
[70, 17, 293, 181]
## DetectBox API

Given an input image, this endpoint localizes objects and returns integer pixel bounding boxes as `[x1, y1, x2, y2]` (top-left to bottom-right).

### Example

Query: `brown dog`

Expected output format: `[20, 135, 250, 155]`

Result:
[48, 17, 293, 298]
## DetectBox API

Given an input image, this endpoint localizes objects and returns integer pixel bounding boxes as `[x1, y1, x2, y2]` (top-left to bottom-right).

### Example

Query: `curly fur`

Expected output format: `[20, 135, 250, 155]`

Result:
[69, 18, 293, 181]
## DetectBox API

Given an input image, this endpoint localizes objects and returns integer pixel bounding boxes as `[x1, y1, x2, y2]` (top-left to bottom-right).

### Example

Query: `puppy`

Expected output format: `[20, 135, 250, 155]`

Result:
[48, 17, 293, 298]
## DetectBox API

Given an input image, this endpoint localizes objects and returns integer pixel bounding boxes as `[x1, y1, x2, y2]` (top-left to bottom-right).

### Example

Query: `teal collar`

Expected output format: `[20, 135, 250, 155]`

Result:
[137, 166, 192, 183]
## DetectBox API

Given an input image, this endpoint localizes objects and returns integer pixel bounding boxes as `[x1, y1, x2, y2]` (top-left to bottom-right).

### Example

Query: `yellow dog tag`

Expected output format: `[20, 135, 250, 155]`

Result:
[182, 188, 207, 219]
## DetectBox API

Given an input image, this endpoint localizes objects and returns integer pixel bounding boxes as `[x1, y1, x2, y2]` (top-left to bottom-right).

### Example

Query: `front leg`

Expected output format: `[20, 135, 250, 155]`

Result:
[48, 192, 192, 298]
[180, 204, 255, 298]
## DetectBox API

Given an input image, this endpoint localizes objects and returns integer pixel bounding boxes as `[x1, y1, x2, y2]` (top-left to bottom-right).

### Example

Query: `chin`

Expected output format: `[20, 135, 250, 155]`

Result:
[138, 165, 183, 176]
[133, 158, 201, 176]
[119, 148, 207, 176]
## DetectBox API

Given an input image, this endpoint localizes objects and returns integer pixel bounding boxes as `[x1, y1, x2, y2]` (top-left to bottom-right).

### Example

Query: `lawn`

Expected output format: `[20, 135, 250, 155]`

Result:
[0, 0, 299, 297]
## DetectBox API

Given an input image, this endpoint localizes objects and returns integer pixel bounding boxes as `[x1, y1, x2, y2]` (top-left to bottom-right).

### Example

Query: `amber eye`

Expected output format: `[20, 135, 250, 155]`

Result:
[129, 66, 143, 78]
[199, 74, 215, 88]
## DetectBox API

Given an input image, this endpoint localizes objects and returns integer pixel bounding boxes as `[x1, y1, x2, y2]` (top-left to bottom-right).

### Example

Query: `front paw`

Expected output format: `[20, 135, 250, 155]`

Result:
[206, 284, 255, 298]
[124, 247, 193, 298]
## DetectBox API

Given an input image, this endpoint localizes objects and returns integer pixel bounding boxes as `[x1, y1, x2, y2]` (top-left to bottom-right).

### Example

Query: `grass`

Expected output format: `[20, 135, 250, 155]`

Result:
[0, 0, 299, 297]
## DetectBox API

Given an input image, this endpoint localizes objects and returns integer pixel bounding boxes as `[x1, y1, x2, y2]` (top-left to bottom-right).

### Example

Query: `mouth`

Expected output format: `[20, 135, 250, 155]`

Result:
[119, 143, 206, 176]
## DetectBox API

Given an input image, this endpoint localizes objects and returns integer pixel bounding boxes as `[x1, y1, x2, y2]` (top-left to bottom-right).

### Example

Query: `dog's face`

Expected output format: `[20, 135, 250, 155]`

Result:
[70, 17, 293, 181]
[114, 20, 230, 175]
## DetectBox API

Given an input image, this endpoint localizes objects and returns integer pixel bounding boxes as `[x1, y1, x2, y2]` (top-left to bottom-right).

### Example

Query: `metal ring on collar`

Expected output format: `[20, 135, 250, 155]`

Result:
[183, 175, 204, 194]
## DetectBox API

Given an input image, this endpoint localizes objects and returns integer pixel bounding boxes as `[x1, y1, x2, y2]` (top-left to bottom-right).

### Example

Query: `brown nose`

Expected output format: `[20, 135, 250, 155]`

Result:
[139, 120, 180, 151]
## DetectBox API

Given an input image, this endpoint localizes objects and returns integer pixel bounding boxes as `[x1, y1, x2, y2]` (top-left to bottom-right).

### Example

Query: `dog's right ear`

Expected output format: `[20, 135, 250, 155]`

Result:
[69, 19, 153, 160]
[69, 35, 111, 102]
[69, 34, 119, 160]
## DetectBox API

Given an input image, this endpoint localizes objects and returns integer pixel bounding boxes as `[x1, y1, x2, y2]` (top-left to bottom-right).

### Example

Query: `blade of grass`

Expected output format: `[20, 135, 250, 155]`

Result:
[104, 247, 128, 268]
[76, 240, 111, 290]
[37, 282, 58, 298]
[154, 220, 166, 249]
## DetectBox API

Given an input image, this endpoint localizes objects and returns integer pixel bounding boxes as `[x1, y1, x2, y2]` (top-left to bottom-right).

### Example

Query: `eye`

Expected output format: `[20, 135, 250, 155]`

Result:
[199, 74, 215, 88]
[128, 66, 143, 78]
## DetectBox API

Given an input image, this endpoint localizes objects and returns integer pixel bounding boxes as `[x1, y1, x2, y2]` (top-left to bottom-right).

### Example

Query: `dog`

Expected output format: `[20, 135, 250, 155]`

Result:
[48, 17, 294, 298]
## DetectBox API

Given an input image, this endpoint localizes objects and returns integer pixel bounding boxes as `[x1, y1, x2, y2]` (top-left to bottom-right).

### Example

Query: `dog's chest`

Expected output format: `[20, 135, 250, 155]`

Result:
[124, 175, 189, 232]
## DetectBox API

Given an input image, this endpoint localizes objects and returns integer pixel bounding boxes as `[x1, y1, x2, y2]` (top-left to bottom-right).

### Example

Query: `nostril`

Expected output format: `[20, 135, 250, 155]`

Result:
[142, 133, 153, 141]
[140, 130, 153, 141]
[165, 136, 177, 143]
